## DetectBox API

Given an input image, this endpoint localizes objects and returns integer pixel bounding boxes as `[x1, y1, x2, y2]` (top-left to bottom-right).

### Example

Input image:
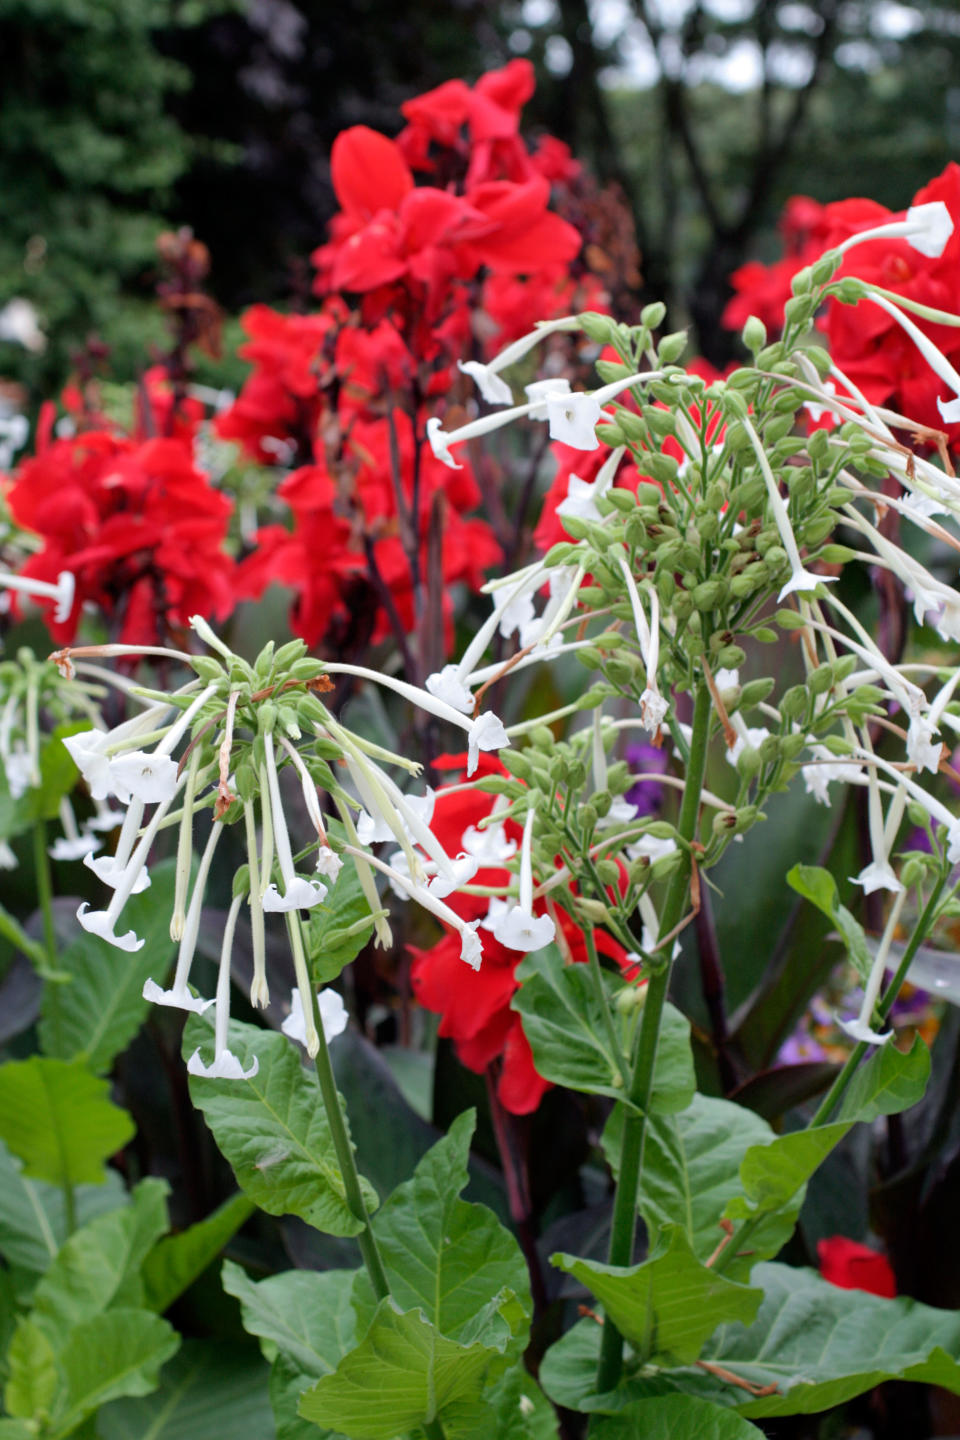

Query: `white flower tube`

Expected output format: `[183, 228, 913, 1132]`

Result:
[740, 413, 835, 601]
[261, 733, 328, 912]
[491, 809, 556, 953]
[186, 892, 258, 1080]
[835, 202, 953, 260]
[838, 889, 907, 1047]
[142, 818, 223, 1008]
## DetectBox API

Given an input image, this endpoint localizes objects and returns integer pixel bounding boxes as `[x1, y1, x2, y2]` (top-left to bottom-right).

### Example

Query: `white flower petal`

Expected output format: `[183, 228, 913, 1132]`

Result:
[77, 902, 144, 952]
[457, 359, 514, 406]
[143, 977, 215, 1014]
[107, 752, 179, 804]
[262, 877, 328, 912]
[49, 833, 101, 861]
[186, 1047, 259, 1080]
[906, 200, 953, 258]
[425, 665, 474, 714]
[460, 921, 483, 970]
[84, 850, 151, 893]
[546, 391, 603, 450]
[315, 846, 344, 882]
[282, 987, 349, 1048]
[492, 905, 556, 953]
[837, 1017, 894, 1047]
[467, 711, 510, 775]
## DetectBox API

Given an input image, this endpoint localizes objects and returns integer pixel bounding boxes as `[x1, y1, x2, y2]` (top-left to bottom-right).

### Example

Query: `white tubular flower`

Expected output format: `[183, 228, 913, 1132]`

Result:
[836, 202, 953, 260]
[492, 810, 556, 954]
[143, 817, 223, 1011]
[546, 390, 604, 449]
[426, 852, 480, 899]
[278, 736, 342, 881]
[187, 893, 258, 1081]
[78, 780, 186, 950]
[462, 819, 516, 864]
[906, 668, 960, 775]
[315, 846, 343, 882]
[84, 798, 149, 893]
[323, 662, 510, 771]
[740, 413, 835, 601]
[616, 554, 667, 734]
[852, 764, 905, 896]
[354, 844, 483, 969]
[171, 750, 202, 941]
[426, 402, 535, 470]
[863, 749, 960, 863]
[838, 890, 907, 1048]
[802, 746, 862, 806]
[282, 987, 349, 1049]
[467, 711, 510, 777]
[458, 360, 513, 406]
[424, 665, 474, 714]
[557, 445, 627, 525]
[0, 568, 75, 623]
[244, 800, 269, 1009]
[88, 795, 124, 833]
[107, 750, 180, 805]
[862, 290, 960, 423]
[525, 376, 570, 418]
[426, 562, 549, 715]
[260, 733, 328, 913]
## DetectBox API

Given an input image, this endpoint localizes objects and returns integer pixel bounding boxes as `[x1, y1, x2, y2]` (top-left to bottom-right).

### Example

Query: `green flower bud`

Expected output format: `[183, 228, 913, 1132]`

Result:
[807, 664, 836, 697]
[290, 657, 325, 681]
[544, 541, 580, 568]
[579, 311, 619, 343]
[578, 897, 611, 926]
[657, 331, 688, 364]
[190, 655, 224, 683]
[723, 389, 750, 420]
[606, 658, 639, 687]
[258, 700, 278, 734]
[802, 515, 837, 546]
[596, 359, 634, 383]
[234, 762, 256, 802]
[775, 609, 808, 630]
[718, 644, 747, 670]
[596, 421, 626, 446]
[741, 315, 767, 354]
[615, 409, 649, 443]
[763, 414, 796, 445]
[615, 984, 647, 1016]
[900, 855, 928, 889]
[625, 513, 648, 548]
[780, 685, 809, 720]
[739, 677, 775, 708]
[579, 802, 598, 833]
[643, 407, 675, 439]
[735, 744, 763, 779]
[784, 294, 818, 326]
[254, 642, 275, 678]
[593, 790, 613, 819]
[811, 252, 841, 286]
[641, 301, 667, 329]
[753, 626, 778, 643]
[693, 579, 726, 610]
[595, 858, 621, 886]
[805, 343, 833, 374]
[779, 732, 807, 760]
[232, 865, 251, 898]
[698, 511, 720, 541]
[807, 428, 830, 462]
[502, 751, 533, 782]
[763, 545, 788, 570]
[605, 488, 637, 513]
[274, 638, 308, 670]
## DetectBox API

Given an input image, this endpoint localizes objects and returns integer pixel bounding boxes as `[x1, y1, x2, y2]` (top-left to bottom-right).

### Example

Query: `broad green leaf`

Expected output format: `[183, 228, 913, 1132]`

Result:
[96, 1339, 273, 1440]
[0, 1138, 127, 1272]
[513, 946, 695, 1112]
[552, 1226, 762, 1365]
[222, 1261, 356, 1376]
[838, 1033, 931, 1123]
[270, 1355, 347, 1440]
[786, 864, 871, 981]
[29, 1179, 169, 1346]
[353, 1110, 530, 1354]
[304, 838, 375, 983]
[603, 1094, 793, 1281]
[444, 1366, 559, 1440]
[728, 1123, 851, 1220]
[49, 1308, 179, 1440]
[298, 1300, 501, 1440]
[0, 1423, 34, 1439]
[512, 945, 625, 1102]
[0, 1057, 135, 1186]
[706, 1261, 960, 1417]
[4, 1319, 57, 1420]
[39, 859, 179, 1071]
[184, 1012, 376, 1237]
[142, 1192, 254, 1314]
[591, 1396, 765, 1438]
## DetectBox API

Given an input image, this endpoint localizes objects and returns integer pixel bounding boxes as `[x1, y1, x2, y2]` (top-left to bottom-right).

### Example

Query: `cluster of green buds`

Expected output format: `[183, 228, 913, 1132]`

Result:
[55, 618, 516, 1079]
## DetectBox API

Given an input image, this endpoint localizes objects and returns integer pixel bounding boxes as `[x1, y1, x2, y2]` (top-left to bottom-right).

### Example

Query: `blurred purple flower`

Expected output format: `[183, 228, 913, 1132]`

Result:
[777, 1033, 831, 1065]
[626, 742, 668, 817]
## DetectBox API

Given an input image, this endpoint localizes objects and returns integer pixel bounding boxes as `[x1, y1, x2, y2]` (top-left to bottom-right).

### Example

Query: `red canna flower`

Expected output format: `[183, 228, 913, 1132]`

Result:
[817, 1236, 898, 1298]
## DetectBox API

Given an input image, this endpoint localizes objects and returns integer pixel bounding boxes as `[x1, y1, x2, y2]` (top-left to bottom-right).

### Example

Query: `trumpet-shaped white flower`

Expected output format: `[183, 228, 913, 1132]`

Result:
[802, 748, 862, 806]
[851, 766, 905, 895]
[426, 402, 535, 470]
[468, 711, 510, 776]
[546, 390, 604, 449]
[260, 734, 329, 912]
[186, 893, 258, 1080]
[837, 891, 906, 1048]
[458, 360, 513, 406]
[142, 817, 223, 1007]
[425, 665, 474, 714]
[107, 750, 180, 805]
[491, 810, 556, 954]
[836, 201, 953, 260]
[77, 904, 145, 952]
[461, 820, 516, 864]
[525, 376, 570, 418]
[0, 568, 75, 624]
[315, 846, 344, 882]
[48, 797, 101, 861]
[627, 833, 677, 865]
[282, 987, 349, 1049]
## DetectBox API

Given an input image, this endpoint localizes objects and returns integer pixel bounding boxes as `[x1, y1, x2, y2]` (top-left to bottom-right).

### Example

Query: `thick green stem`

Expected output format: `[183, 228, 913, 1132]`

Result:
[34, 820, 75, 1233]
[595, 681, 712, 1395]
[810, 874, 948, 1127]
[304, 979, 390, 1301]
[303, 976, 446, 1440]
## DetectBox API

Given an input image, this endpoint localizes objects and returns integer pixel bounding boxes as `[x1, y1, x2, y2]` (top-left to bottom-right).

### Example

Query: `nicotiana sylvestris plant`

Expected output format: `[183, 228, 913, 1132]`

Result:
[40, 198, 960, 1440]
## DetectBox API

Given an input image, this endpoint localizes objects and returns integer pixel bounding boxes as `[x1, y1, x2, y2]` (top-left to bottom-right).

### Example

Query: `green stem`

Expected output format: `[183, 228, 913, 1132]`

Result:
[34, 820, 75, 1234]
[584, 923, 630, 1090]
[303, 976, 446, 1440]
[595, 681, 712, 1395]
[303, 979, 390, 1302]
[809, 874, 948, 1127]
